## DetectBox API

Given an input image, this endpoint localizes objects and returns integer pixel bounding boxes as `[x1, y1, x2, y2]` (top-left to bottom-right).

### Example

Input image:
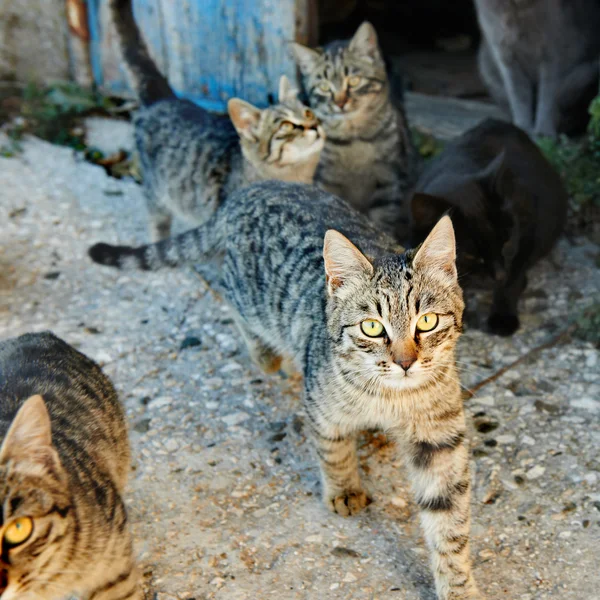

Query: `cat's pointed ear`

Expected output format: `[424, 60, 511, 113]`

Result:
[478, 150, 513, 197]
[413, 216, 457, 279]
[323, 230, 373, 295]
[349, 22, 381, 60]
[228, 98, 262, 142]
[278, 75, 299, 103]
[290, 42, 321, 76]
[411, 193, 452, 228]
[0, 395, 54, 464]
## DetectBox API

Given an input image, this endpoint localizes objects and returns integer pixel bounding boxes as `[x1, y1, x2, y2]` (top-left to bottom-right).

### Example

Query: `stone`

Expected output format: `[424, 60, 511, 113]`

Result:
[526, 466, 546, 480]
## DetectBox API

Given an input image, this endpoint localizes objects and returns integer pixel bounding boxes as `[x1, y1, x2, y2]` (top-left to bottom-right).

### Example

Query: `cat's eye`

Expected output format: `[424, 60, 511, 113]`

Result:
[3, 517, 33, 547]
[360, 320, 385, 337]
[416, 313, 439, 333]
[318, 81, 330, 92]
[279, 121, 295, 132]
[348, 75, 361, 87]
[304, 108, 314, 119]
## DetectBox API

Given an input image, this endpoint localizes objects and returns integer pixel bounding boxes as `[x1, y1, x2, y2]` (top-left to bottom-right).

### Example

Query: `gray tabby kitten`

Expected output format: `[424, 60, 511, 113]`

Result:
[291, 23, 419, 231]
[476, 0, 600, 137]
[90, 181, 480, 599]
[112, 0, 324, 241]
[0, 332, 141, 600]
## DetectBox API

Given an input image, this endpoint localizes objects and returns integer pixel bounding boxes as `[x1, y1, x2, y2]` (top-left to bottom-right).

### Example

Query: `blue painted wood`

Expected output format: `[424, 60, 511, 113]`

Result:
[89, 0, 298, 112]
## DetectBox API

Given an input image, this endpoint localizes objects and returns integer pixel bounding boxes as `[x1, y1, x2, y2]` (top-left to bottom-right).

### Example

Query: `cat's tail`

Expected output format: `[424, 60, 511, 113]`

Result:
[89, 224, 222, 271]
[110, 0, 175, 106]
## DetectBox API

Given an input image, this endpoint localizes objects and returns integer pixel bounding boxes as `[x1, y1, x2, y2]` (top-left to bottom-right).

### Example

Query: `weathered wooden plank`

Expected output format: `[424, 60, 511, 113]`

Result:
[88, 0, 167, 97]
[405, 92, 507, 140]
[90, 0, 298, 111]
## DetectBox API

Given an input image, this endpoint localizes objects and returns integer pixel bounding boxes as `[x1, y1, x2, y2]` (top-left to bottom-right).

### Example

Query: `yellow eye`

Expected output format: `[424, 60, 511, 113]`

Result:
[304, 108, 314, 120]
[318, 81, 330, 92]
[4, 517, 33, 546]
[360, 320, 385, 337]
[416, 313, 439, 332]
[279, 121, 294, 132]
[348, 75, 361, 87]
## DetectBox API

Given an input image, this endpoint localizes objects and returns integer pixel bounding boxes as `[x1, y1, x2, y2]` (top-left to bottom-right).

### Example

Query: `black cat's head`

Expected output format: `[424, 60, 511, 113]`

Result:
[411, 151, 519, 281]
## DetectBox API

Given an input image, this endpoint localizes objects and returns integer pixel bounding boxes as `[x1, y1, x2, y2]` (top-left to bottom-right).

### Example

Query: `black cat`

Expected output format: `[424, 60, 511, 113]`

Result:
[410, 119, 568, 336]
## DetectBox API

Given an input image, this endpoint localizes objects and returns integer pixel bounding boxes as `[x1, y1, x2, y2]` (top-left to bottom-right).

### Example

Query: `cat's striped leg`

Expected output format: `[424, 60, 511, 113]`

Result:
[404, 429, 480, 600]
[233, 317, 283, 374]
[305, 409, 369, 517]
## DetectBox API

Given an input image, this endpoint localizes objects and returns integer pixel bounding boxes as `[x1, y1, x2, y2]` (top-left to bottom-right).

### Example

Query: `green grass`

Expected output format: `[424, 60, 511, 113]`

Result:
[536, 96, 600, 239]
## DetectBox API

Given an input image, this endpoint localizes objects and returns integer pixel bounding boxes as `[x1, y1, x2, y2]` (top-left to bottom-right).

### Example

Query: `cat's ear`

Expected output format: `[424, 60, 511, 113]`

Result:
[413, 216, 457, 279]
[323, 230, 373, 295]
[278, 75, 299, 103]
[478, 150, 513, 197]
[411, 193, 452, 227]
[228, 98, 262, 142]
[0, 395, 61, 473]
[349, 22, 381, 60]
[290, 42, 321, 76]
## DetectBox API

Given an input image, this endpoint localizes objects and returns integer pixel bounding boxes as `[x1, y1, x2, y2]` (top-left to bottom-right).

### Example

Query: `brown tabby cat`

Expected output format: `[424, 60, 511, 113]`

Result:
[0, 332, 141, 600]
[112, 0, 324, 241]
[291, 22, 419, 233]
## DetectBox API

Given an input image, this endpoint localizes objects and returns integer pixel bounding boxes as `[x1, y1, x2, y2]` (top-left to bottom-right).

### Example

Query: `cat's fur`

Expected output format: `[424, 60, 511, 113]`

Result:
[411, 119, 567, 336]
[291, 22, 419, 232]
[111, 0, 324, 241]
[0, 332, 141, 600]
[475, 0, 600, 137]
[90, 181, 480, 599]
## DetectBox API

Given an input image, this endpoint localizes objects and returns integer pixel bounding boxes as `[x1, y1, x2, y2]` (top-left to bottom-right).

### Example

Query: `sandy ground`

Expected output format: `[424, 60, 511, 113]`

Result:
[1, 128, 599, 600]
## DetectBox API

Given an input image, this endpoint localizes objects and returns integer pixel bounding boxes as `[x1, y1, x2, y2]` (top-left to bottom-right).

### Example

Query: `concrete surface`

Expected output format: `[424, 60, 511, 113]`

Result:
[1, 132, 599, 600]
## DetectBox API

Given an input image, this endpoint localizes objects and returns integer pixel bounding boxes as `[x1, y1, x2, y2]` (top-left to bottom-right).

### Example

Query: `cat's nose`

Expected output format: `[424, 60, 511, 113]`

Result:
[334, 93, 348, 108]
[394, 356, 416, 372]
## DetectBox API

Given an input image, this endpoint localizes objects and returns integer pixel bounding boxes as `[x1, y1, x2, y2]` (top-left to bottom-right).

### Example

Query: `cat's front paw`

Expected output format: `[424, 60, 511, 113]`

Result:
[327, 490, 372, 517]
[487, 312, 519, 336]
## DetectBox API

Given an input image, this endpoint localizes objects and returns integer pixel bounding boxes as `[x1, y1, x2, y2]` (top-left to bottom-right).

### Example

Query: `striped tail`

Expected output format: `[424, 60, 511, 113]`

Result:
[110, 0, 175, 106]
[89, 224, 221, 271]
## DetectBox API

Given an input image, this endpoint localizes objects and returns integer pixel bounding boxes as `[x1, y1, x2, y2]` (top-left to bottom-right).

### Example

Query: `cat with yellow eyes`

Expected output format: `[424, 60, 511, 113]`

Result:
[291, 22, 419, 235]
[90, 180, 481, 599]
[0, 332, 141, 600]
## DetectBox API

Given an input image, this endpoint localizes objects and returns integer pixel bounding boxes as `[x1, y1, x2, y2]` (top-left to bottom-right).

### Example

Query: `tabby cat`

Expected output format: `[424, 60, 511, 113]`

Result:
[112, 0, 324, 241]
[90, 181, 480, 599]
[476, 0, 600, 136]
[411, 118, 567, 336]
[0, 332, 141, 600]
[291, 22, 419, 232]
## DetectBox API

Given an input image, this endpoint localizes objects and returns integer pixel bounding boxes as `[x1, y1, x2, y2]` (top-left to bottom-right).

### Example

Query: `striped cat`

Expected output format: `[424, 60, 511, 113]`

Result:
[111, 0, 324, 241]
[0, 332, 141, 600]
[291, 22, 419, 233]
[90, 181, 480, 599]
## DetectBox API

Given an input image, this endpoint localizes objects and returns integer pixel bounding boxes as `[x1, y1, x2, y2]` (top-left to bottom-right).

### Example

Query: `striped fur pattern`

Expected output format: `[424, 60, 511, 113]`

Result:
[291, 22, 419, 233]
[111, 0, 324, 241]
[90, 181, 479, 598]
[0, 332, 141, 600]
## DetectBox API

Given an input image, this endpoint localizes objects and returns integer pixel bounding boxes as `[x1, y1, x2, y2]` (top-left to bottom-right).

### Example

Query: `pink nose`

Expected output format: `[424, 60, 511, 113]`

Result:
[334, 95, 348, 108]
[395, 356, 416, 372]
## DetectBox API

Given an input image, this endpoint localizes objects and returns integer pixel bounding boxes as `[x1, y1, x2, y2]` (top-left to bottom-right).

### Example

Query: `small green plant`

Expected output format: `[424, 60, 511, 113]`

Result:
[17, 82, 116, 150]
[572, 302, 600, 348]
[411, 128, 445, 159]
[537, 95, 600, 240]
[588, 95, 600, 159]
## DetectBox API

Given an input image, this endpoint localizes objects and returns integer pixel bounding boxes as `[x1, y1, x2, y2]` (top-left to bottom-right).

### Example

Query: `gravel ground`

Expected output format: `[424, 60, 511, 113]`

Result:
[1, 129, 599, 600]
